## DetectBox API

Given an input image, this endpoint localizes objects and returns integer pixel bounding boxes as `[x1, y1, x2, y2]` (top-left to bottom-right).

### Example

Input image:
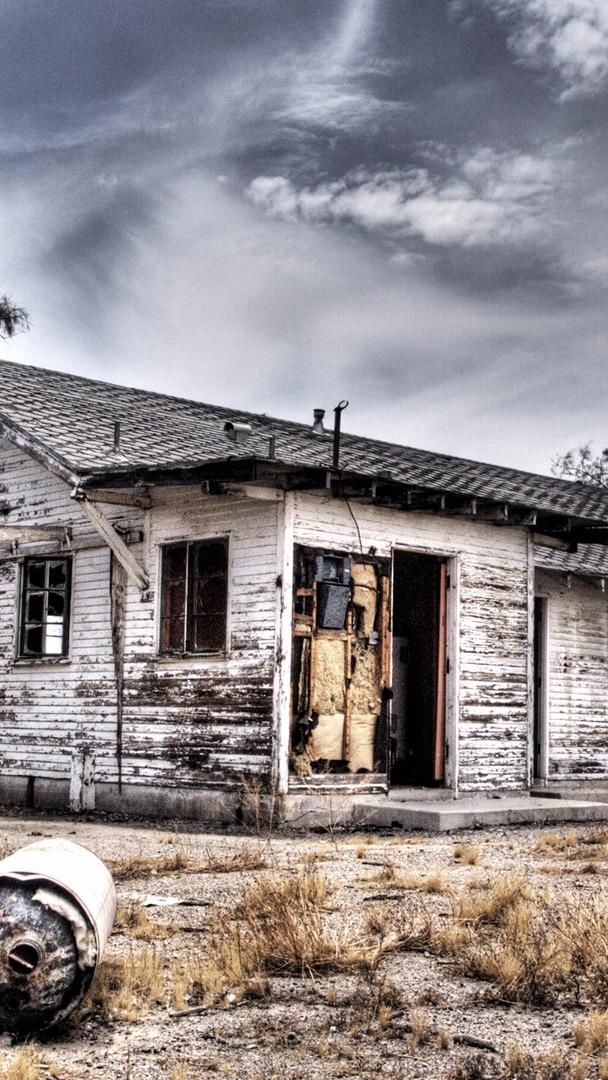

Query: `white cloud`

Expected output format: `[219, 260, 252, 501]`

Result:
[482, 0, 608, 98]
[246, 146, 565, 247]
[274, 0, 405, 132]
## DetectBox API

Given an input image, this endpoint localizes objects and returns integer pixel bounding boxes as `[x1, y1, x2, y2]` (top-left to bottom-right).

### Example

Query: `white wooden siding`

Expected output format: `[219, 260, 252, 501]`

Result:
[536, 569, 608, 780]
[0, 439, 279, 791]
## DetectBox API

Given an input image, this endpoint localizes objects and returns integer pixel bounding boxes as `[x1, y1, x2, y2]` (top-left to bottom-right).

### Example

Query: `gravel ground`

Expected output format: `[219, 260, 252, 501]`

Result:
[0, 810, 606, 1079]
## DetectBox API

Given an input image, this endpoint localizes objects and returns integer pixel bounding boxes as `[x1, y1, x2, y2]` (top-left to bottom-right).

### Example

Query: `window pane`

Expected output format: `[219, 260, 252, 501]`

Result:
[24, 625, 43, 654]
[47, 592, 65, 617]
[160, 545, 187, 652]
[190, 540, 228, 651]
[164, 545, 187, 581]
[44, 616, 64, 655]
[194, 613, 225, 652]
[27, 562, 46, 588]
[195, 576, 226, 614]
[161, 617, 184, 652]
[26, 592, 44, 622]
[48, 561, 67, 588]
[195, 542, 227, 575]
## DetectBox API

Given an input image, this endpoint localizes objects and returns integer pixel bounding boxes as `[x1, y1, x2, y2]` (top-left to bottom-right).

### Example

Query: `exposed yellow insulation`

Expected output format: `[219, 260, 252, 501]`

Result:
[352, 561, 378, 637]
[349, 642, 382, 715]
[291, 749, 313, 777]
[309, 712, 345, 761]
[312, 638, 346, 713]
[348, 713, 377, 773]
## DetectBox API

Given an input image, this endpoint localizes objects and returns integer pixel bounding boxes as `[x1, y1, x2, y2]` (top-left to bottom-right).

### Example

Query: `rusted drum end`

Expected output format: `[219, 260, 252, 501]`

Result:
[0, 839, 116, 1034]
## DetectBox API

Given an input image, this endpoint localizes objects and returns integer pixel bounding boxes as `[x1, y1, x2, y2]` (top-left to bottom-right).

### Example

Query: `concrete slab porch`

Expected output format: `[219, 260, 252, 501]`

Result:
[278, 792, 608, 832]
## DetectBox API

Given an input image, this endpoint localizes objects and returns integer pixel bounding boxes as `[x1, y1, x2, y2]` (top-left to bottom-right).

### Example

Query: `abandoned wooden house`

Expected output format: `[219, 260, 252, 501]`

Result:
[1, 358, 608, 820]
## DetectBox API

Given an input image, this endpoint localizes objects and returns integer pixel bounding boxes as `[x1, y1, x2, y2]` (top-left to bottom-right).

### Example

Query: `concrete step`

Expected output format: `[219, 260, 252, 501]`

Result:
[279, 793, 608, 833]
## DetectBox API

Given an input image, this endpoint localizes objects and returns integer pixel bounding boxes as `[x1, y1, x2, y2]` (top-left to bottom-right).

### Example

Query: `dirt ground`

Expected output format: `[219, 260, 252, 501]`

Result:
[0, 809, 607, 1079]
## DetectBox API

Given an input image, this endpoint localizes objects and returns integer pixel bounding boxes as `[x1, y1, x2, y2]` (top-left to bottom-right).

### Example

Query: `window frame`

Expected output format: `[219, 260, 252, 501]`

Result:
[158, 537, 229, 657]
[17, 556, 73, 660]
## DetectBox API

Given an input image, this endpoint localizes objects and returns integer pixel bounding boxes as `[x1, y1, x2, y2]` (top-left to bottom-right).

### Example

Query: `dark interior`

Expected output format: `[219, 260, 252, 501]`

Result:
[391, 551, 445, 786]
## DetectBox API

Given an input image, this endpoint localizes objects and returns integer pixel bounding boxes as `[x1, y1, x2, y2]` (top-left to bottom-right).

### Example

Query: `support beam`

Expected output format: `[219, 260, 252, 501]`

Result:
[223, 483, 284, 502]
[405, 491, 446, 511]
[0, 525, 67, 543]
[81, 487, 151, 509]
[532, 532, 573, 551]
[474, 502, 509, 521]
[73, 493, 149, 592]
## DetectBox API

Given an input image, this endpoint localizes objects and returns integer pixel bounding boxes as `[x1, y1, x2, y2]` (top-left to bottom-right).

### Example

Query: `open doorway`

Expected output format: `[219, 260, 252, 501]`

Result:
[533, 596, 548, 781]
[391, 550, 448, 786]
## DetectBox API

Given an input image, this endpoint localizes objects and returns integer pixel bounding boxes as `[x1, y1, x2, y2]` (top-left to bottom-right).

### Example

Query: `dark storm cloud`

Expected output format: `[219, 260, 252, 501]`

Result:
[1, 0, 608, 474]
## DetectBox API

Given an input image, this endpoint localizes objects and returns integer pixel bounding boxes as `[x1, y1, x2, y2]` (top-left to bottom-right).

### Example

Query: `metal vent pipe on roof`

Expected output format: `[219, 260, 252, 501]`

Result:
[333, 400, 349, 470]
[224, 421, 252, 444]
[0, 838, 116, 1034]
[311, 409, 326, 435]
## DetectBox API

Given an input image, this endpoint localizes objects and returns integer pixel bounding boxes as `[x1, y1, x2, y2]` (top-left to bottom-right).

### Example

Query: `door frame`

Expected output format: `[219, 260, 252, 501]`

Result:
[390, 545, 459, 793]
[532, 594, 550, 783]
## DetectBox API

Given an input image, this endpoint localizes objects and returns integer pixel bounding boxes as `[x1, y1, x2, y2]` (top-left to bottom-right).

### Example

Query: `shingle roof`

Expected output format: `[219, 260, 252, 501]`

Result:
[535, 544, 608, 578]
[2, 358, 608, 524]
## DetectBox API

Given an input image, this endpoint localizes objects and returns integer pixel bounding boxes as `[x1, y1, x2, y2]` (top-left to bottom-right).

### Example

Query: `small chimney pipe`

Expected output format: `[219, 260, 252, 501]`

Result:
[332, 400, 349, 470]
[311, 409, 326, 436]
[113, 421, 121, 453]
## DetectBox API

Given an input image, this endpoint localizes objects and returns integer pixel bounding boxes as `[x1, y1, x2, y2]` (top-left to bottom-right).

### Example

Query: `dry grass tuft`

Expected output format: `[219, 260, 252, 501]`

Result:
[109, 849, 203, 881]
[449, 1045, 580, 1080]
[533, 829, 579, 855]
[169, 1065, 191, 1080]
[454, 843, 481, 865]
[365, 862, 448, 894]
[573, 1010, 608, 1054]
[450, 875, 532, 927]
[0, 1047, 43, 1080]
[90, 947, 165, 1020]
[201, 847, 269, 874]
[0, 839, 15, 862]
[406, 1007, 433, 1050]
[115, 902, 176, 941]
[348, 976, 403, 1035]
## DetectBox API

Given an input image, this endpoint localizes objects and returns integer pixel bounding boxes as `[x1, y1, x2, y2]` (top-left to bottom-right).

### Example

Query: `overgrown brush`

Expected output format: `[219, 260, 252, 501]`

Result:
[169, 868, 428, 1007]
[109, 842, 267, 881]
[90, 947, 165, 1020]
[202, 847, 268, 874]
[0, 1046, 44, 1080]
[449, 1045, 583, 1080]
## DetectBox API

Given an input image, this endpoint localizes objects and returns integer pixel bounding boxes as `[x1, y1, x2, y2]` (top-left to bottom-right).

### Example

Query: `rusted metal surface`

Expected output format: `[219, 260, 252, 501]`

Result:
[0, 838, 116, 1033]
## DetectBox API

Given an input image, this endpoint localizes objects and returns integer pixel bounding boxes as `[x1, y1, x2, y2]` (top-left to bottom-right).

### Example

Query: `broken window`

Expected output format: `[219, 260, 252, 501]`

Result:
[19, 558, 72, 658]
[159, 539, 228, 654]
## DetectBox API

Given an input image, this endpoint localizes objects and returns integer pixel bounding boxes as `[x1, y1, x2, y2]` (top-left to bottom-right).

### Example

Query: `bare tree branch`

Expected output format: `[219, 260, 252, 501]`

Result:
[0, 296, 29, 340]
[552, 443, 608, 491]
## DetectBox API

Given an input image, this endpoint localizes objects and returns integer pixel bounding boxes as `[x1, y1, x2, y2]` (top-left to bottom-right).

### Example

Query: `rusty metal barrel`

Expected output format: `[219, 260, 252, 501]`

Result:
[0, 838, 116, 1033]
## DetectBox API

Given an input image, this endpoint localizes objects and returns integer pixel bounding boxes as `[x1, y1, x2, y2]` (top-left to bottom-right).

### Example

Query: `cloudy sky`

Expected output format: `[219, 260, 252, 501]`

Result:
[1, 0, 607, 473]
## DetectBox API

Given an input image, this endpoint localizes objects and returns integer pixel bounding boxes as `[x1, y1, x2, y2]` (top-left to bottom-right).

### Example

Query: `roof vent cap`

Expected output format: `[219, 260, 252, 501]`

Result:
[224, 421, 252, 445]
[311, 409, 326, 436]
